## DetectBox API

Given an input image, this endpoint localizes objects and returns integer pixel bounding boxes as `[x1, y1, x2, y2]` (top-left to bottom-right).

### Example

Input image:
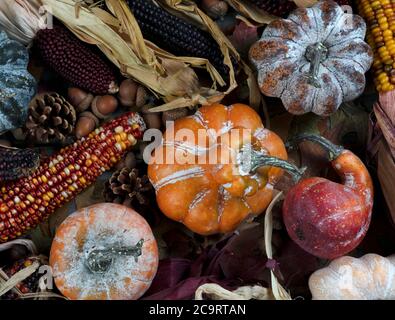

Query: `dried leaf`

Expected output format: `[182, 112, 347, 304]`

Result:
[228, 21, 259, 56]
[225, 0, 277, 25]
[292, 0, 318, 7]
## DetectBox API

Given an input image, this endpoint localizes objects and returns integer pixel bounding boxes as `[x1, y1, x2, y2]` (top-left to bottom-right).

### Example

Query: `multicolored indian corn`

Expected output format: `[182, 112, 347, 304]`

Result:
[0, 113, 146, 242]
[358, 0, 395, 92]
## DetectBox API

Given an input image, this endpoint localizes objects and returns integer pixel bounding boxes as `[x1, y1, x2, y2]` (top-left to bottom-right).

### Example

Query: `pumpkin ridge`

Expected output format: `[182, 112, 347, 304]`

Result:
[288, 15, 312, 43]
[260, 35, 306, 51]
[320, 62, 345, 99]
[326, 53, 368, 72]
[321, 12, 346, 45]
[310, 6, 321, 44]
[152, 166, 206, 191]
[322, 59, 366, 102]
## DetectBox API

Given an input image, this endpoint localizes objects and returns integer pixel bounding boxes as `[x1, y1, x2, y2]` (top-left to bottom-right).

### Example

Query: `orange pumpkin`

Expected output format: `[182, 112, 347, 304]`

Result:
[148, 103, 288, 235]
[49, 203, 158, 300]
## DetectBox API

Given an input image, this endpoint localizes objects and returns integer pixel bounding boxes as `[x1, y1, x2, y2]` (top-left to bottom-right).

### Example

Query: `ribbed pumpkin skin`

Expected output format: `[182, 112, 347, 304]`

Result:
[148, 103, 287, 235]
[249, 0, 373, 116]
[0, 31, 36, 132]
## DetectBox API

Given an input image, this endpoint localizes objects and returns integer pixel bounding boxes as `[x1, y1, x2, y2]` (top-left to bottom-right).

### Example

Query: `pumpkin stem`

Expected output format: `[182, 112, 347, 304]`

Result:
[305, 42, 328, 88]
[238, 144, 306, 183]
[286, 134, 344, 161]
[85, 239, 144, 273]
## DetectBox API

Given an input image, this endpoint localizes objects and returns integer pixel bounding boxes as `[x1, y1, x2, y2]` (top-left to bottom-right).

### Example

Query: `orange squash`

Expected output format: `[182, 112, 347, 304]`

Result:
[148, 103, 290, 235]
[49, 203, 158, 300]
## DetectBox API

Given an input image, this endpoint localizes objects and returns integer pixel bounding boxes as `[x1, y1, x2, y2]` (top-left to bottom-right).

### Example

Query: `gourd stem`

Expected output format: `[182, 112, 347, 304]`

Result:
[85, 239, 144, 274]
[286, 134, 344, 161]
[250, 155, 306, 183]
[305, 42, 328, 88]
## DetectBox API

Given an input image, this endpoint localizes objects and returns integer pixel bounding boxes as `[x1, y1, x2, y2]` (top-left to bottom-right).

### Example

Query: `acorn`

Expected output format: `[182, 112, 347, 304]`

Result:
[136, 86, 148, 109]
[118, 79, 138, 107]
[201, 0, 229, 19]
[91, 95, 119, 119]
[68, 87, 94, 112]
[141, 105, 162, 130]
[75, 111, 99, 138]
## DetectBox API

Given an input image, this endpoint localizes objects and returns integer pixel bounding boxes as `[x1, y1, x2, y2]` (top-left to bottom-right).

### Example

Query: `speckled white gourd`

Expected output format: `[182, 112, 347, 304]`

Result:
[309, 254, 395, 300]
[249, 0, 373, 116]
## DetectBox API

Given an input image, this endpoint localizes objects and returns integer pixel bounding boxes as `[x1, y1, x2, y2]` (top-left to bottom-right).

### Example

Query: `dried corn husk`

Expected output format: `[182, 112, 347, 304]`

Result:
[0, 0, 45, 46]
[195, 283, 274, 300]
[0, 255, 66, 300]
[38, 0, 259, 111]
[374, 92, 395, 159]
[378, 140, 395, 225]
[225, 0, 276, 25]
[264, 191, 292, 300]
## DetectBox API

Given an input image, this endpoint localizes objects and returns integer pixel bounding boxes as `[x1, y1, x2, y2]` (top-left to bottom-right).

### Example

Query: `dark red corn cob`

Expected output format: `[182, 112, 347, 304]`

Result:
[248, 0, 297, 17]
[0, 147, 39, 182]
[34, 24, 118, 95]
[248, 0, 349, 17]
[127, 0, 237, 80]
[0, 113, 145, 242]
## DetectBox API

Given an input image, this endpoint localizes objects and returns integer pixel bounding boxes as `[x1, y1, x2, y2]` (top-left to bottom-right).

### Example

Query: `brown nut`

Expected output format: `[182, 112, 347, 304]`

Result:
[91, 95, 118, 119]
[141, 105, 162, 130]
[202, 0, 228, 19]
[118, 79, 138, 107]
[75, 112, 99, 138]
[162, 108, 189, 126]
[68, 87, 94, 112]
[135, 86, 148, 109]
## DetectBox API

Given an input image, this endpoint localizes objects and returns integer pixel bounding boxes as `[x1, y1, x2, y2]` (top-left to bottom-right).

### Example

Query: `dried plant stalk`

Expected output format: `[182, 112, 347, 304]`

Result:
[264, 191, 292, 300]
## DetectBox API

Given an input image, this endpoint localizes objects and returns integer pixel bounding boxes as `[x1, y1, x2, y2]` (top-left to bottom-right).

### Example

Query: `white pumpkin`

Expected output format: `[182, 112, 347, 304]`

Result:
[309, 254, 395, 300]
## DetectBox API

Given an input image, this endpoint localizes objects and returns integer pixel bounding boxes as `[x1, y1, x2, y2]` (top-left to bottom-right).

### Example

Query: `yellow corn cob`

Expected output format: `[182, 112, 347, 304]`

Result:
[0, 112, 145, 242]
[358, 0, 395, 92]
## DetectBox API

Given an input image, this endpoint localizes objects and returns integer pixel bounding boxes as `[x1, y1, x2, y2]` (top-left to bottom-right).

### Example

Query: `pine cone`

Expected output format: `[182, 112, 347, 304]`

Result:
[25, 93, 77, 144]
[104, 167, 153, 211]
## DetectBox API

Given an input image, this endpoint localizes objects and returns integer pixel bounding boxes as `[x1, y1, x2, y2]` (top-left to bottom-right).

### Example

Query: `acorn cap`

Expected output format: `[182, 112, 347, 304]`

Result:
[75, 112, 100, 138]
[68, 87, 94, 113]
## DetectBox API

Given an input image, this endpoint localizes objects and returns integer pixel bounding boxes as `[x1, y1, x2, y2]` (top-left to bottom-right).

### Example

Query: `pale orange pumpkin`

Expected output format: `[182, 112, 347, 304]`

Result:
[49, 203, 158, 300]
[148, 103, 290, 235]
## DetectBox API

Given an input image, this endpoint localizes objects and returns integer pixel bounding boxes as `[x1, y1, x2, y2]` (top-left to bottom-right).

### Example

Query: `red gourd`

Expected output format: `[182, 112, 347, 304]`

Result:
[282, 135, 373, 260]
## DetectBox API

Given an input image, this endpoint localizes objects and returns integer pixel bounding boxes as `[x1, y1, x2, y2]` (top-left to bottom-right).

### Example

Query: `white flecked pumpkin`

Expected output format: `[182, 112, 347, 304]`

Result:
[249, 0, 373, 116]
[309, 254, 395, 300]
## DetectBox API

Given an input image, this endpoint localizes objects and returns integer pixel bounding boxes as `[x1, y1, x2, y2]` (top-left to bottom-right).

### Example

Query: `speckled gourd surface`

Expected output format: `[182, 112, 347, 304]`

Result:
[0, 31, 36, 133]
